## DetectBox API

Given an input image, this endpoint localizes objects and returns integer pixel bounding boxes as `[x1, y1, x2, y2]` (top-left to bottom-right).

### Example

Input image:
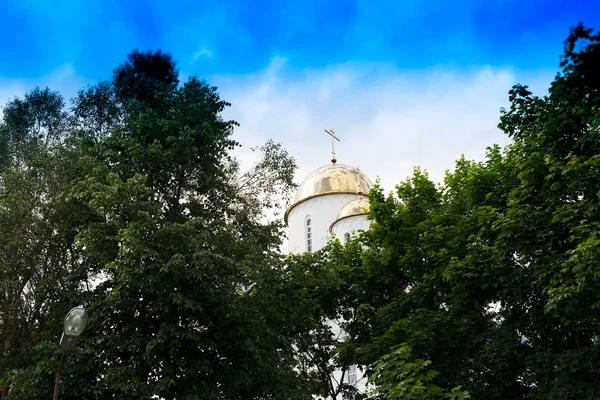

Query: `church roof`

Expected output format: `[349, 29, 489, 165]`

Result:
[284, 163, 372, 224]
[329, 196, 370, 232]
[337, 196, 370, 220]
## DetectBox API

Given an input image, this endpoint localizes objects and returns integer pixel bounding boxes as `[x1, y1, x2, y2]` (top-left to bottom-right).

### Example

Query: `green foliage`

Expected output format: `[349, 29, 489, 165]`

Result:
[279, 246, 360, 399]
[371, 345, 469, 400]
[113, 49, 179, 109]
[297, 23, 600, 400]
[0, 50, 310, 399]
[0, 87, 66, 167]
[232, 139, 298, 215]
[3, 22, 600, 400]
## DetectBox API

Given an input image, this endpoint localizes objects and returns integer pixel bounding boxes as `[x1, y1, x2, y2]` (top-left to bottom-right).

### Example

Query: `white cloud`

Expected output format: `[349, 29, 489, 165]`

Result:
[0, 81, 27, 112]
[213, 59, 554, 194]
[0, 63, 87, 117]
[191, 47, 213, 62]
[0, 57, 555, 199]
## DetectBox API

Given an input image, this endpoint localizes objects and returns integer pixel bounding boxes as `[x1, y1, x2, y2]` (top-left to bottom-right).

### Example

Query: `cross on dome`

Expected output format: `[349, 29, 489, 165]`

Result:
[324, 128, 340, 163]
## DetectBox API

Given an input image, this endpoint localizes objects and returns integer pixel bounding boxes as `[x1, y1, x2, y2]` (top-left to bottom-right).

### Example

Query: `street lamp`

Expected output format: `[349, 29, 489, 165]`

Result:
[54, 307, 88, 400]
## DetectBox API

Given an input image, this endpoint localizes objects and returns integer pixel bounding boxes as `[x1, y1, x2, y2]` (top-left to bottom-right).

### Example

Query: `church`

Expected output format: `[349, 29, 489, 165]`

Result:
[284, 131, 373, 398]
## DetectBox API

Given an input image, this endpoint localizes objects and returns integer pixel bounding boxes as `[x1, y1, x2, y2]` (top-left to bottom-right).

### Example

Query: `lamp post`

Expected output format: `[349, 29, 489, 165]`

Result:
[54, 307, 88, 400]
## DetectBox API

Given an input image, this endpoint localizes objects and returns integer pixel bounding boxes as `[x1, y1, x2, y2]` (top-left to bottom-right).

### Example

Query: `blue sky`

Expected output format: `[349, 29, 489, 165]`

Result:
[0, 0, 598, 188]
[0, 0, 596, 80]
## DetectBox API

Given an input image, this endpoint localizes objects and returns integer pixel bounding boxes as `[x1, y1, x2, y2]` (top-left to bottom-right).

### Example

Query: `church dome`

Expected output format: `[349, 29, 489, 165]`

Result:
[329, 196, 370, 232]
[284, 163, 372, 224]
[336, 196, 370, 220]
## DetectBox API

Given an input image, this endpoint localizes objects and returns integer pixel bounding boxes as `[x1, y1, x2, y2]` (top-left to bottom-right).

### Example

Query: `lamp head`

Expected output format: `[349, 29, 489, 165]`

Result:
[63, 307, 88, 337]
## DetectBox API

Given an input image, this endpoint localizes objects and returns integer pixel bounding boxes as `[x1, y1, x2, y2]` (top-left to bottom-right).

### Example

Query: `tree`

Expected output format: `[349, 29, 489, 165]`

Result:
[492, 22, 600, 399]
[231, 139, 298, 218]
[280, 248, 365, 400]
[0, 87, 67, 168]
[0, 50, 317, 399]
[370, 345, 469, 400]
[113, 49, 179, 110]
[0, 87, 95, 398]
[304, 23, 600, 400]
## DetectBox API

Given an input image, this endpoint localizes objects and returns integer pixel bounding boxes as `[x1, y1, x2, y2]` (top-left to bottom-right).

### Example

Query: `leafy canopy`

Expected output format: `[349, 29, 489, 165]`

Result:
[0, 49, 310, 400]
[298, 23, 600, 400]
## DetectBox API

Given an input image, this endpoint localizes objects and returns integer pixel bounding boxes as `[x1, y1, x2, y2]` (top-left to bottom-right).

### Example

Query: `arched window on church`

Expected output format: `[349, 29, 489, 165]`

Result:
[347, 364, 357, 386]
[306, 218, 313, 253]
[344, 232, 350, 242]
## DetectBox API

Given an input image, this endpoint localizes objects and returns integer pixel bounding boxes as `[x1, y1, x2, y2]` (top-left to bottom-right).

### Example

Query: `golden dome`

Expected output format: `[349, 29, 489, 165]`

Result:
[284, 163, 373, 224]
[336, 196, 370, 220]
[329, 196, 370, 232]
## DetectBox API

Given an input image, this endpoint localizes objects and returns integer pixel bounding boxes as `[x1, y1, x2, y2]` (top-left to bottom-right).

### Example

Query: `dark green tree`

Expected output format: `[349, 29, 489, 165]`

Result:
[113, 49, 179, 110]
[0, 87, 67, 168]
[0, 50, 313, 399]
[0, 87, 95, 397]
[302, 23, 600, 400]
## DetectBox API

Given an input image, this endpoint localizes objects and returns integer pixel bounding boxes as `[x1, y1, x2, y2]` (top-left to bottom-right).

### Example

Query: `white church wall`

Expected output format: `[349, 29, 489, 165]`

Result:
[287, 193, 371, 400]
[331, 215, 370, 244]
[287, 193, 357, 253]
[326, 318, 370, 399]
